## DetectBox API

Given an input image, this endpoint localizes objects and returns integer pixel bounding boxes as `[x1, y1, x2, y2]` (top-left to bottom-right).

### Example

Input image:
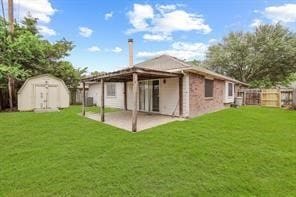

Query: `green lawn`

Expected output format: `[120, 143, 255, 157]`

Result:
[0, 106, 295, 196]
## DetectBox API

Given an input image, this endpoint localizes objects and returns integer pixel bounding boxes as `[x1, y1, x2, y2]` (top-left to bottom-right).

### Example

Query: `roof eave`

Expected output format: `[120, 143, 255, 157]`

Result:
[182, 67, 249, 86]
[81, 66, 182, 82]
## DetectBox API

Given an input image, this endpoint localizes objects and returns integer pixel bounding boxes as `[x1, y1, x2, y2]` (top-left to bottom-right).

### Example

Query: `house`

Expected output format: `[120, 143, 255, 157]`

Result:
[18, 74, 70, 111]
[72, 82, 89, 104]
[82, 39, 247, 131]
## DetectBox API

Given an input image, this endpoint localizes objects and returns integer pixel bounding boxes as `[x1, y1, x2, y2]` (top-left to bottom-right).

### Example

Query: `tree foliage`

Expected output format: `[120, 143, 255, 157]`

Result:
[206, 24, 296, 87]
[0, 16, 87, 109]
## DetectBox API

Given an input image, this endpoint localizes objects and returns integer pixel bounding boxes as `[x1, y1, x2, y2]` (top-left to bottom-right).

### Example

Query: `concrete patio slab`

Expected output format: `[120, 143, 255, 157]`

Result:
[84, 111, 185, 131]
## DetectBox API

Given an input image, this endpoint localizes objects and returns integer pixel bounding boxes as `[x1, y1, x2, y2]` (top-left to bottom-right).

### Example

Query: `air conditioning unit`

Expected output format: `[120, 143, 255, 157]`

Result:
[86, 97, 93, 106]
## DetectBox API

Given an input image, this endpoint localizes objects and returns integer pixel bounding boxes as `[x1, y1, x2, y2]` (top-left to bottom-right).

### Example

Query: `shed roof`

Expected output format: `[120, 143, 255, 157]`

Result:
[18, 74, 70, 94]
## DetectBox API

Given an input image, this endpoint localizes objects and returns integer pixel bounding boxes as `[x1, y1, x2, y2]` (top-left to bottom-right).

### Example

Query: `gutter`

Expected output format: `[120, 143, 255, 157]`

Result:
[181, 67, 249, 86]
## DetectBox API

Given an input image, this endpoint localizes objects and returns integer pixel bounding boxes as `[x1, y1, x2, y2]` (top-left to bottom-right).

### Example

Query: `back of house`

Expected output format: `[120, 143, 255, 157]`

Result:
[87, 54, 247, 118]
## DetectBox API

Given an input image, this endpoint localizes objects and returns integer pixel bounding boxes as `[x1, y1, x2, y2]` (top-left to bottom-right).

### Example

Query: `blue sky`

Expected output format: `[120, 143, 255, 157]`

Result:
[5, 0, 296, 72]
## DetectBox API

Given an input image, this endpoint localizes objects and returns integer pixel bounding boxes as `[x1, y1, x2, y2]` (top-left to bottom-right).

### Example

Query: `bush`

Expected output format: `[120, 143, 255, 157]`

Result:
[288, 104, 296, 110]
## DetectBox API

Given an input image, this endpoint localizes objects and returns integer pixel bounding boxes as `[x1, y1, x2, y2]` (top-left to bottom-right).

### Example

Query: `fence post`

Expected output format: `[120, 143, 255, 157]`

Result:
[243, 90, 246, 105]
[293, 88, 296, 106]
[260, 89, 263, 106]
[278, 89, 281, 108]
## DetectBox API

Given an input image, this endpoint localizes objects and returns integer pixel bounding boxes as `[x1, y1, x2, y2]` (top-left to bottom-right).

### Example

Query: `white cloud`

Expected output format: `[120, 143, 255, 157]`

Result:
[88, 46, 100, 52]
[127, 4, 154, 32]
[127, 3, 211, 41]
[111, 47, 122, 53]
[105, 12, 113, 20]
[208, 38, 218, 44]
[156, 4, 177, 14]
[137, 41, 208, 60]
[6, 0, 57, 37]
[152, 10, 211, 34]
[250, 19, 263, 28]
[37, 25, 56, 36]
[13, 0, 56, 23]
[79, 27, 93, 37]
[264, 4, 296, 23]
[143, 33, 172, 41]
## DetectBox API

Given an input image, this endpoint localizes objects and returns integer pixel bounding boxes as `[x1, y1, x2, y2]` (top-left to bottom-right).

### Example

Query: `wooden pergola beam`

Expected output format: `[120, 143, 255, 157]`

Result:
[293, 88, 296, 105]
[100, 79, 105, 122]
[132, 72, 138, 132]
[81, 67, 182, 83]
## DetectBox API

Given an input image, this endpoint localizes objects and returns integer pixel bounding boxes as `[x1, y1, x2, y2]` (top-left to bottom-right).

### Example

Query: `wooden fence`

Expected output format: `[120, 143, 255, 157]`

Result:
[281, 89, 294, 106]
[261, 89, 281, 107]
[238, 89, 261, 105]
[238, 88, 296, 107]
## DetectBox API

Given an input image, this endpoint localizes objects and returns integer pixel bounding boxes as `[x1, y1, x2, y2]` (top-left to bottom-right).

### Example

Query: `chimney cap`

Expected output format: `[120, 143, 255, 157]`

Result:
[128, 38, 133, 43]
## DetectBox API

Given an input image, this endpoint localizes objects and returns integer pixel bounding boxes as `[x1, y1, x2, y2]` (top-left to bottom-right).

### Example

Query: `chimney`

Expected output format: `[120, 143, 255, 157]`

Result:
[128, 39, 133, 67]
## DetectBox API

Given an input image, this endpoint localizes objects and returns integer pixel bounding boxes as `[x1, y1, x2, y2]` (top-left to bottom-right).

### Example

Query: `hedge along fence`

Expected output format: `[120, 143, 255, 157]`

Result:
[238, 88, 296, 108]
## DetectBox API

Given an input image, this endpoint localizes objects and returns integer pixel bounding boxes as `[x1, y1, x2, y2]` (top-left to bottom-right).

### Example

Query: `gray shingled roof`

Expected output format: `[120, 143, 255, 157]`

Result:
[83, 54, 247, 85]
[135, 54, 248, 86]
[134, 54, 191, 71]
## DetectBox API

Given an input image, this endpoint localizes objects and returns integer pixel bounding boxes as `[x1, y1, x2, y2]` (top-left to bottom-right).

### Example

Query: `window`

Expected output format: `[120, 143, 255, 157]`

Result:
[205, 79, 214, 98]
[228, 83, 233, 96]
[106, 83, 116, 97]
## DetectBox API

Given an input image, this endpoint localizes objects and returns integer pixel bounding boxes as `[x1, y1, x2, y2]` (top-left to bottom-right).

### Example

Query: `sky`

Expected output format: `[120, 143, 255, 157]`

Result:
[2, 0, 296, 72]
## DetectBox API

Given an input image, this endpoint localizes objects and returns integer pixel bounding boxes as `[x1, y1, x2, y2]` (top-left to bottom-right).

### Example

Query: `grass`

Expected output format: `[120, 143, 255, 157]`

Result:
[0, 106, 295, 196]
[85, 105, 120, 113]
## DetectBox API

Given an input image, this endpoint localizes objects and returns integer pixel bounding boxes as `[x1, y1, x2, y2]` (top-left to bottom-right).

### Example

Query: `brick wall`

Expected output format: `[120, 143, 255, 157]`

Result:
[189, 73, 226, 117]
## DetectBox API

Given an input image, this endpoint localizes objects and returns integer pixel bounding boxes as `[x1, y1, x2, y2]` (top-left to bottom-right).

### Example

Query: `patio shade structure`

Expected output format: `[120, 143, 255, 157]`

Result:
[81, 66, 183, 132]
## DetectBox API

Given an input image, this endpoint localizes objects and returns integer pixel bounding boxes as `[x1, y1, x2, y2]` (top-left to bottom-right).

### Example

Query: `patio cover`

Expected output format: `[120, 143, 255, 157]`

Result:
[81, 66, 183, 132]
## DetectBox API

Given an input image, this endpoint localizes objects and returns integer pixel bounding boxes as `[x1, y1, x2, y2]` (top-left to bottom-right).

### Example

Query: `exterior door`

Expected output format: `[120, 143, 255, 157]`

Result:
[152, 80, 159, 112]
[35, 85, 47, 109]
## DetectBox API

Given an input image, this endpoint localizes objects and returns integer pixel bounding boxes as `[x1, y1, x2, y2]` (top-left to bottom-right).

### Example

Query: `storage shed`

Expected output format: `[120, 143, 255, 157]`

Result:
[18, 74, 70, 111]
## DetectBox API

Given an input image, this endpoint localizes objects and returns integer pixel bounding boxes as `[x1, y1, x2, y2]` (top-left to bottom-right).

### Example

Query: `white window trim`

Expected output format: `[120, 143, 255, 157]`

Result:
[228, 82, 234, 97]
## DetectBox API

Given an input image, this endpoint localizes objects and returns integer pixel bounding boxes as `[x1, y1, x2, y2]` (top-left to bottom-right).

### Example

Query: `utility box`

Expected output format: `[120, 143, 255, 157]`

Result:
[86, 97, 93, 106]
[235, 97, 243, 106]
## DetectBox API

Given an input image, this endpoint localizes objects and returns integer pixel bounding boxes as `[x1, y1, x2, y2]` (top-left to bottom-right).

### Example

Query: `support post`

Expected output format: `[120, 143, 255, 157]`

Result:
[124, 81, 127, 110]
[243, 90, 246, 105]
[8, 0, 14, 33]
[293, 88, 296, 106]
[179, 77, 183, 117]
[132, 73, 138, 132]
[82, 82, 86, 116]
[7, 0, 14, 111]
[278, 89, 281, 108]
[100, 79, 105, 122]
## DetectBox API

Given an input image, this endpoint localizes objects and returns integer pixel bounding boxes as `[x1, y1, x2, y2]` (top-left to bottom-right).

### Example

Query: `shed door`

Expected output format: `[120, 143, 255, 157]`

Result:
[47, 86, 59, 109]
[35, 86, 47, 109]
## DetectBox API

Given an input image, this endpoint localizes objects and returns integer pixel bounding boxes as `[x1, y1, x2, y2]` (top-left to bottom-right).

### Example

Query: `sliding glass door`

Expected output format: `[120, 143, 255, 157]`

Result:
[152, 80, 159, 112]
[139, 81, 146, 111]
[139, 80, 159, 112]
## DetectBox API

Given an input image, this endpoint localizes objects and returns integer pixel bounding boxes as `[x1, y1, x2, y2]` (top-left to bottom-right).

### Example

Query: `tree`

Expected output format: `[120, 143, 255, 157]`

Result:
[187, 59, 202, 67]
[90, 70, 105, 76]
[0, 65, 28, 109]
[206, 24, 296, 87]
[0, 16, 86, 110]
